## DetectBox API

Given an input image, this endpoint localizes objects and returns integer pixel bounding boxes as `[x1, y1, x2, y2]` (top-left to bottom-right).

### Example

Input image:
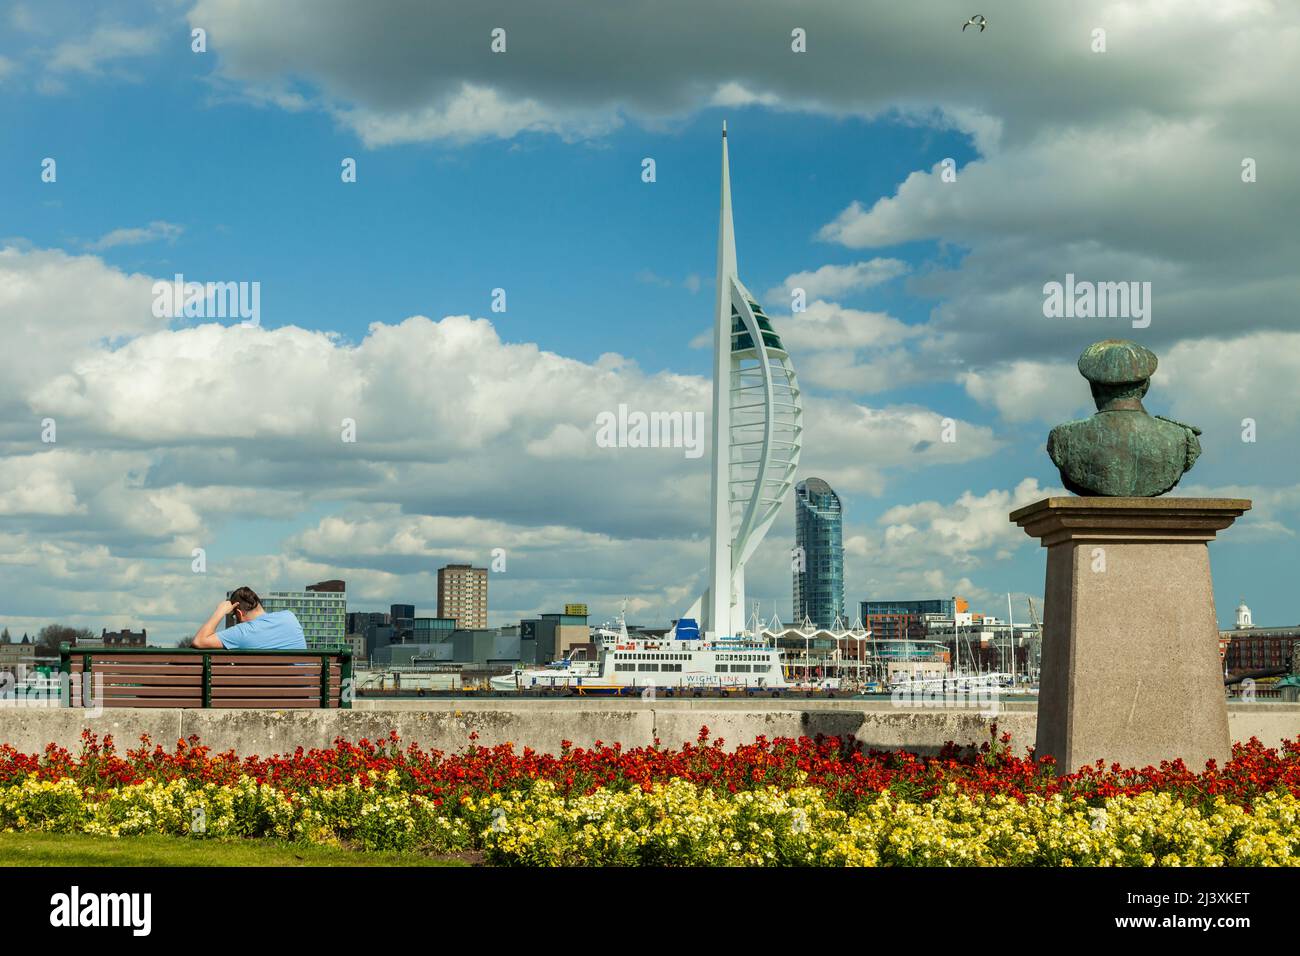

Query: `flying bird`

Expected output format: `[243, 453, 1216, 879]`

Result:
[963, 14, 988, 32]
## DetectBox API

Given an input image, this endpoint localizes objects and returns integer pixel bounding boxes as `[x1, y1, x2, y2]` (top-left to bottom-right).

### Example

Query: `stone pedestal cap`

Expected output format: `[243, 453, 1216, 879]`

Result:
[1011, 496, 1251, 547]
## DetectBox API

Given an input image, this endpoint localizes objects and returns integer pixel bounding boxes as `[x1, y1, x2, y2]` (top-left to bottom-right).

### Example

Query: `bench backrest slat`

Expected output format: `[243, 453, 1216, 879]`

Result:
[58, 644, 352, 710]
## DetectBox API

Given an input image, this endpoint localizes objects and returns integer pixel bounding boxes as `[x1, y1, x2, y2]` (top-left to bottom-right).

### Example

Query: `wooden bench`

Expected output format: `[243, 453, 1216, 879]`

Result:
[59, 643, 352, 709]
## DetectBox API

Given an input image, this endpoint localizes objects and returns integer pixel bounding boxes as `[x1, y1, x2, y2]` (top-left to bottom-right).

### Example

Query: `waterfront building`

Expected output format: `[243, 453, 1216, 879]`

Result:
[680, 123, 803, 639]
[1220, 601, 1300, 674]
[436, 565, 488, 629]
[369, 630, 523, 670]
[922, 613, 1037, 674]
[793, 477, 844, 629]
[520, 611, 589, 663]
[860, 598, 959, 642]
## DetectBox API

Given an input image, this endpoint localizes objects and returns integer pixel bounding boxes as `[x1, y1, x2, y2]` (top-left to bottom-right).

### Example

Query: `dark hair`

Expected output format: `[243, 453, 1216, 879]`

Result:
[229, 587, 262, 616]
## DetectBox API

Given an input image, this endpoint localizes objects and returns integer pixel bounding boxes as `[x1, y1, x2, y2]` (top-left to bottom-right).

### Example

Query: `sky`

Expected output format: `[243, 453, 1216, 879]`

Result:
[1, 0, 1297, 644]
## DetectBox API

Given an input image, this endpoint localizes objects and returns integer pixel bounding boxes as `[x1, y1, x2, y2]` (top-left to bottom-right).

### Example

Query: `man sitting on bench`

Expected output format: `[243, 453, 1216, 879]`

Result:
[192, 586, 307, 650]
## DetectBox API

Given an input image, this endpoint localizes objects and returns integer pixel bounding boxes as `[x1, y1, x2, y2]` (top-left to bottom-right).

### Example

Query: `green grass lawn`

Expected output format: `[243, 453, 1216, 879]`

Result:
[0, 832, 472, 867]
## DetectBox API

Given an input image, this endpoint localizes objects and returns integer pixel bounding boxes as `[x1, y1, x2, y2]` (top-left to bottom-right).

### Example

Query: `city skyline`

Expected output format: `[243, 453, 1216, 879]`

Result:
[2, 2, 1298, 640]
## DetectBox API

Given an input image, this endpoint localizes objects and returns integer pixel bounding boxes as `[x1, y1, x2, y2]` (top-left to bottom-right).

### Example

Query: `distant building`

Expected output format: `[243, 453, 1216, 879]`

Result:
[922, 612, 1036, 674]
[520, 612, 588, 663]
[1221, 618, 1300, 675]
[860, 599, 957, 642]
[0, 643, 37, 674]
[368, 626, 395, 657]
[862, 598, 957, 618]
[876, 641, 952, 684]
[793, 478, 844, 629]
[371, 630, 521, 669]
[1222, 629, 1298, 673]
[629, 624, 672, 640]
[306, 579, 346, 593]
[450, 629, 520, 667]
[437, 565, 488, 629]
[414, 617, 457, 641]
[343, 633, 367, 663]
[261, 588, 347, 650]
[347, 611, 388, 640]
[1218, 600, 1300, 674]
[389, 604, 415, 644]
[83, 628, 148, 648]
[1235, 600, 1254, 630]
[373, 642, 456, 668]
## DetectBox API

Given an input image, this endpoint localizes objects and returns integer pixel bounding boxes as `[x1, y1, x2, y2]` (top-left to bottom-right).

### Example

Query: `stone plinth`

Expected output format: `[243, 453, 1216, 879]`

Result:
[1011, 497, 1250, 773]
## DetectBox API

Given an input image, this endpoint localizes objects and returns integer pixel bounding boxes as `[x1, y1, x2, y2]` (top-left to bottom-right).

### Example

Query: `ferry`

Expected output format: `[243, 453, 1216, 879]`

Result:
[489, 614, 788, 693]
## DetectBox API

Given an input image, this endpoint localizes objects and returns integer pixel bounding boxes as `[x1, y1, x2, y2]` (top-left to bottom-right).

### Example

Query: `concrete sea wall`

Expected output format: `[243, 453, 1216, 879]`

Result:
[1, 700, 1297, 759]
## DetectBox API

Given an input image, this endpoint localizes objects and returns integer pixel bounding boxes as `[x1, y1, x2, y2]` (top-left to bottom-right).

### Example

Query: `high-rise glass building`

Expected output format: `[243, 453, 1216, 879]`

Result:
[793, 478, 844, 629]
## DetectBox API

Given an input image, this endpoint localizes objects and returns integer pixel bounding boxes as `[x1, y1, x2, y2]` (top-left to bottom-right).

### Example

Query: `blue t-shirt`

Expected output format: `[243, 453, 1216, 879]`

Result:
[219, 610, 307, 649]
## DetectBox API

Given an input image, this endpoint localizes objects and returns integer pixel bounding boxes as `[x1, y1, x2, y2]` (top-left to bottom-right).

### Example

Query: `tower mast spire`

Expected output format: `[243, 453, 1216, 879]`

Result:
[681, 121, 802, 643]
[706, 122, 737, 637]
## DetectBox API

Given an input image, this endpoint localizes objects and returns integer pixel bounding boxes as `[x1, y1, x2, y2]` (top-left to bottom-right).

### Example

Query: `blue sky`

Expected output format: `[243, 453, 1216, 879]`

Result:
[1, 1, 1297, 641]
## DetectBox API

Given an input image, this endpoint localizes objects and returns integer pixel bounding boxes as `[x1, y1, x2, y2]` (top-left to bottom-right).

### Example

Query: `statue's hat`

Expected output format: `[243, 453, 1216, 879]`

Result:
[1077, 339, 1157, 385]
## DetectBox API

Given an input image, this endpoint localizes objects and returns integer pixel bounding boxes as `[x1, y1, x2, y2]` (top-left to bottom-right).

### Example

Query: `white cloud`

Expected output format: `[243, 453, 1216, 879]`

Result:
[1176, 482, 1300, 541]
[335, 83, 620, 148]
[798, 399, 1000, 497]
[0, 245, 1001, 636]
[960, 359, 1088, 425]
[780, 300, 918, 353]
[85, 220, 183, 251]
[47, 25, 158, 75]
[878, 477, 1057, 562]
[765, 258, 908, 303]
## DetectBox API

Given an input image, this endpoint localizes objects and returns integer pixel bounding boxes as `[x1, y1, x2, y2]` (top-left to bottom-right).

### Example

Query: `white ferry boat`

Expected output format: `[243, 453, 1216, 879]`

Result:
[489, 614, 788, 694]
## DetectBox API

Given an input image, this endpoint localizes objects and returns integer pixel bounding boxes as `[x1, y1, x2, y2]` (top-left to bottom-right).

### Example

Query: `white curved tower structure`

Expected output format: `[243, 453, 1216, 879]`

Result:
[683, 123, 803, 639]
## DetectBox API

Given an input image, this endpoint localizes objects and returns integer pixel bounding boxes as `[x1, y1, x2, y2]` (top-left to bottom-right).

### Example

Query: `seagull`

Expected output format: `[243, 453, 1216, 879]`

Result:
[963, 14, 987, 32]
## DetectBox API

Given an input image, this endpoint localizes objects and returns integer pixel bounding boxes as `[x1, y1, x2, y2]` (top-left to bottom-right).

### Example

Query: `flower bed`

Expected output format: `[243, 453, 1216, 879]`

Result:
[1, 727, 1298, 865]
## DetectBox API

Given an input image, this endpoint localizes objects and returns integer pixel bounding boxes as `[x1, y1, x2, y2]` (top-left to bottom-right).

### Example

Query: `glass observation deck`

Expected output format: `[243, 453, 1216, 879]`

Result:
[731, 301, 785, 353]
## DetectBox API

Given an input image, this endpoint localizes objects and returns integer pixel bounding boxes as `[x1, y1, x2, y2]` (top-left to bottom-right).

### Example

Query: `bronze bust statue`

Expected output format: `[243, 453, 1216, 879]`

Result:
[1047, 339, 1201, 497]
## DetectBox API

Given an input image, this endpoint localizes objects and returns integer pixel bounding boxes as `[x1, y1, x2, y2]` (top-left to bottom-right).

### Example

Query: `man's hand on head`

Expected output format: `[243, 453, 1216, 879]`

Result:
[193, 599, 239, 649]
